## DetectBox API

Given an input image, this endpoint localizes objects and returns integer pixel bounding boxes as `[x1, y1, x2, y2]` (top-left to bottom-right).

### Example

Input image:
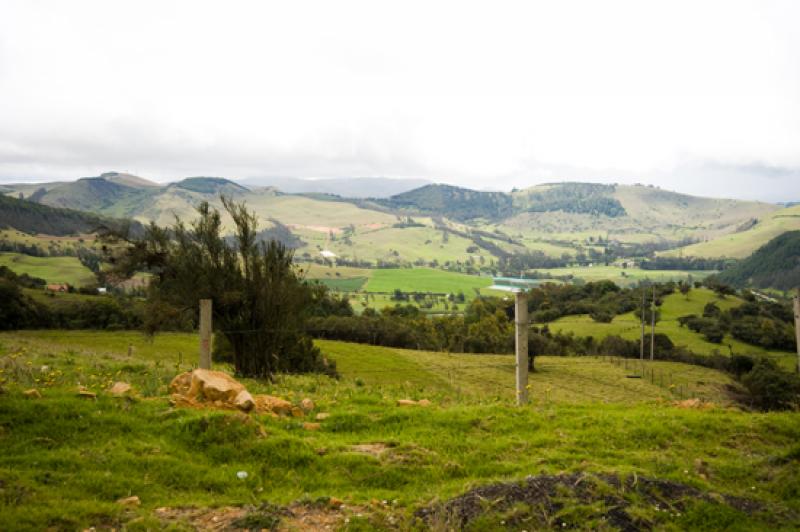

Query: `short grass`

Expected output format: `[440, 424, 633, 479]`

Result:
[313, 277, 369, 292]
[0, 331, 799, 530]
[365, 268, 492, 295]
[0, 252, 96, 286]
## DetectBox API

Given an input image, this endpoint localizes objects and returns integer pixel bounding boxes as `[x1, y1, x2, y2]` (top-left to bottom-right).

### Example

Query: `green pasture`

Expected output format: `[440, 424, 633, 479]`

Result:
[533, 265, 716, 286]
[0, 252, 96, 286]
[0, 331, 798, 529]
[365, 268, 492, 295]
[662, 204, 800, 259]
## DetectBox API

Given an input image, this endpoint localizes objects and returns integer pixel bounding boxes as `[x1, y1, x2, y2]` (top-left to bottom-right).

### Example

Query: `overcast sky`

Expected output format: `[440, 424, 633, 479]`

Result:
[1, 0, 799, 201]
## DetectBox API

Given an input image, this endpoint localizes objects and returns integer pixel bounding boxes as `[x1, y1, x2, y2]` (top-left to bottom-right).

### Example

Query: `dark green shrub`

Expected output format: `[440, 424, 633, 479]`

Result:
[741, 358, 800, 411]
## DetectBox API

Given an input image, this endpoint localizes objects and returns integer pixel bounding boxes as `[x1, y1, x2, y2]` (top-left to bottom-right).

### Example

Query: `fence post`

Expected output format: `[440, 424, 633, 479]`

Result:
[199, 299, 212, 370]
[515, 291, 529, 405]
[794, 289, 800, 373]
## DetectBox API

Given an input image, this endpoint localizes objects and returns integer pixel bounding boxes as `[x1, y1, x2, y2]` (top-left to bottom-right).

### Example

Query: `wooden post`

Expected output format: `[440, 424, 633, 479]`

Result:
[640, 288, 645, 361]
[515, 291, 529, 405]
[650, 285, 656, 361]
[794, 289, 800, 373]
[199, 299, 212, 370]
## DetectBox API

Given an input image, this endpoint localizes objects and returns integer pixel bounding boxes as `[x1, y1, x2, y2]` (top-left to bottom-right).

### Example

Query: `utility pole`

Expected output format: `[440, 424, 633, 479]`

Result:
[794, 288, 800, 374]
[515, 291, 529, 405]
[650, 285, 656, 361]
[640, 286, 645, 361]
[199, 299, 212, 369]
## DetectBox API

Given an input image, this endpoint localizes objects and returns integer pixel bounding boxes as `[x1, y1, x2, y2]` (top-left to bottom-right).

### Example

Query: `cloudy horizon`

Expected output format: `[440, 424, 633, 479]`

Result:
[1, 0, 799, 201]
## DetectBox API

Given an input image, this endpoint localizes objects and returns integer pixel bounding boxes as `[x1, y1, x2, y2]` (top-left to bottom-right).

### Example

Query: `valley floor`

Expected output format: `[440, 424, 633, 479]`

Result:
[0, 331, 798, 530]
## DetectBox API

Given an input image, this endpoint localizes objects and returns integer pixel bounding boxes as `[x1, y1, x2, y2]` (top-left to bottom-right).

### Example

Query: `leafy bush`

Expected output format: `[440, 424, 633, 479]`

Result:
[741, 358, 800, 411]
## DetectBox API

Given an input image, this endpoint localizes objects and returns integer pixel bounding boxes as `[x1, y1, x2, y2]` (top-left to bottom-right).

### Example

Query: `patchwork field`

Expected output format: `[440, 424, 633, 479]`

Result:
[1, 331, 798, 530]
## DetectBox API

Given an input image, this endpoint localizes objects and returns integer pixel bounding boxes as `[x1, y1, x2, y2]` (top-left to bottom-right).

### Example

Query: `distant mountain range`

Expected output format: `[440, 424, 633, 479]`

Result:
[239, 176, 432, 198]
[2, 172, 798, 268]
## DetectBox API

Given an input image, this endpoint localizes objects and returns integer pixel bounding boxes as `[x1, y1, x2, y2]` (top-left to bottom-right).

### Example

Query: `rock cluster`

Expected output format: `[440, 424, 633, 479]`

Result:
[168, 369, 313, 417]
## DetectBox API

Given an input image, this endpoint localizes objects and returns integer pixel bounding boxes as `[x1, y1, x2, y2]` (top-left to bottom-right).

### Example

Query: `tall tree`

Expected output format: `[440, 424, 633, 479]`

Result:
[110, 197, 334, 379]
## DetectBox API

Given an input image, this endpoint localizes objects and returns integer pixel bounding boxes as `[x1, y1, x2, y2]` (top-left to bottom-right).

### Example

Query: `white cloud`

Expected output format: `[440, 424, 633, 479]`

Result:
[0, 0, 798, 200]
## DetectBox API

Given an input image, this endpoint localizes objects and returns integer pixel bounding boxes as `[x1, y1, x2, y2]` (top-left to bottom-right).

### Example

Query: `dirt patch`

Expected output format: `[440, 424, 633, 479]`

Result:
[415, 473, 762, 531]
[673, 398, 716, 409]
[349, 442, 395, 457]
[287, 224, 343, 235]
[153, 500, 372, 531]
[154, 506, 248, 530]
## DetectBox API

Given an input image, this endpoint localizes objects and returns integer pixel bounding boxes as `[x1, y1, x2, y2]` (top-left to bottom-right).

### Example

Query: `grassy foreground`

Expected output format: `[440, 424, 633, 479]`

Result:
[0, 331, 798, 530]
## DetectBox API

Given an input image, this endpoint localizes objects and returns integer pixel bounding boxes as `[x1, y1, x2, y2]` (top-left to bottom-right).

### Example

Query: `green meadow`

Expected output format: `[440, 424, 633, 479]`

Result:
[365, 268, 492, 295]
[0, 252, 96, 286]
[1, 331, 799, 530]
[533, 265, 716, 286]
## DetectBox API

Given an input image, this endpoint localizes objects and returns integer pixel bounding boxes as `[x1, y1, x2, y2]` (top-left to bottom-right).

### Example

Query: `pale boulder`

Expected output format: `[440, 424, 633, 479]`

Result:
[169, 371, 193, 395]
[233, 390, 255, 412]
[254, 395, 293, 416]
[109, 381, 133, 396]
[187, 369, 246, 403]
[300, 398, 315, 412]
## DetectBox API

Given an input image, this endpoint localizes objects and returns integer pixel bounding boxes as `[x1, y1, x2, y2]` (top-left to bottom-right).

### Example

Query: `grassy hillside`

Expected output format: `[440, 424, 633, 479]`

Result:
[504, 183, 777, 244]
[716, 230, 800, 290]
[0, 194, 139, 237]
[1, 331, 798, 529]
[378, 184, 513, 221]
[4, 176, 784, 264]
[547, 288, 795, 369]
[663, 204, 800, 259]
[533, 265, 716, 286]
[0, 252, 96, 286]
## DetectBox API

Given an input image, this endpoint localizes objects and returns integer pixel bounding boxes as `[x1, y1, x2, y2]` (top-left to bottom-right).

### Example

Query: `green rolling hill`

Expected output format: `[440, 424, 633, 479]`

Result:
[715, 230, 800, 290]
[1, 174, 792, 267]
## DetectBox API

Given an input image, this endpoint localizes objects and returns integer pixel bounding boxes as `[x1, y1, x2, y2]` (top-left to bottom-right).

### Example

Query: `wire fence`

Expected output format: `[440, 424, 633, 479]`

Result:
[3, 329, 721, 403]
